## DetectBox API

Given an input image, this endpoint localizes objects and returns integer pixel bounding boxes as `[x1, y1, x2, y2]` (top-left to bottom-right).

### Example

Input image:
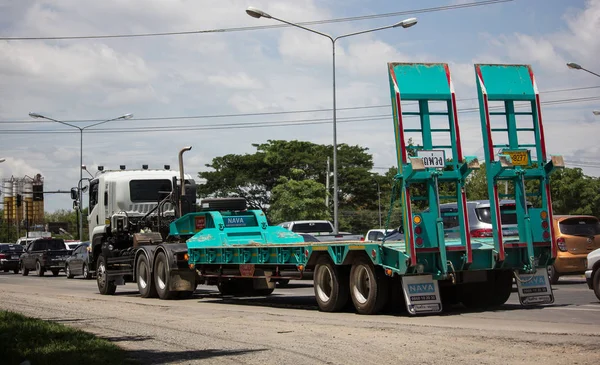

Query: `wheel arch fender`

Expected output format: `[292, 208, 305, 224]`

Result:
[153, 243, 188, 273]
[134, 246, 157, 278]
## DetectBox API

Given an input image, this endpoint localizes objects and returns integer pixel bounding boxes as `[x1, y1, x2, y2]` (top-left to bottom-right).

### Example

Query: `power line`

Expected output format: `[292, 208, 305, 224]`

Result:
[2, 84, 598, 125]
[2, 94, 599, 135]
[0, 0, 511, 41]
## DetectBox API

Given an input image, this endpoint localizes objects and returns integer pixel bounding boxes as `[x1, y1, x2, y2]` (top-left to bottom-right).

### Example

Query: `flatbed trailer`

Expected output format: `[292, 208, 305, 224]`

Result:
[177, 62, 563, 315]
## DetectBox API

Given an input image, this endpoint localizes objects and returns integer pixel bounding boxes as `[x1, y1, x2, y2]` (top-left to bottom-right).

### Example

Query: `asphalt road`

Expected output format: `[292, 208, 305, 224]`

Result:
[1, 272, 599, 364]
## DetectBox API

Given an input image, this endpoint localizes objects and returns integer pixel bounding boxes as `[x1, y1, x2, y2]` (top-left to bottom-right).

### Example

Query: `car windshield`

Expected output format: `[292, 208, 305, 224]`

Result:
[475, 204, 526, 224]
[35, 239, 66, 250]
[559, 217, 600, 236]
[0, 244, 24, 252]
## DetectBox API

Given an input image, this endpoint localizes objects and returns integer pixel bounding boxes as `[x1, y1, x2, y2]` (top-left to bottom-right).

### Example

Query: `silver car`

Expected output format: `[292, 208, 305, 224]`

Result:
[440, 200, 525, 238]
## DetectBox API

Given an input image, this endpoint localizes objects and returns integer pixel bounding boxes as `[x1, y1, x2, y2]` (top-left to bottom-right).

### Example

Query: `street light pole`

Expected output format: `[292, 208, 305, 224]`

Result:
[373, 178, 382, 228]
[566, 62, 600, 78]
[246, 6, 417, 233]
[28, 113, 133, 240]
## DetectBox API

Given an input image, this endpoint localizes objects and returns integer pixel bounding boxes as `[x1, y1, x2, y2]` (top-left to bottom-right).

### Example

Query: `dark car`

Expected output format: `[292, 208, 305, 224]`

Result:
[0, 244, 24, 274]
[65, 242, 93, 279]
[20, 238, 71, 277]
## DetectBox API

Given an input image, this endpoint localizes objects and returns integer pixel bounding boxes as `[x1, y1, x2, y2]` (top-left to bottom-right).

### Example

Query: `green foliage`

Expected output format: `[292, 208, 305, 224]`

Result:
[548, 167, 600, 215]
[0, 311, 133, 365]
[268, 177, 331, 224]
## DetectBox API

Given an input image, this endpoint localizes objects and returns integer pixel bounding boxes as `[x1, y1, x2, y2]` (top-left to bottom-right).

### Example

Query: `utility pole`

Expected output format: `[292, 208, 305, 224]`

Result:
[325, 157, 330, 207]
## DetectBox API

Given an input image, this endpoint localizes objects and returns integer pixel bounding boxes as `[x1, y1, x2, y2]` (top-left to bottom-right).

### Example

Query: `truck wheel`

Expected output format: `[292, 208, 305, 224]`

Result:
[460, 282, 491, 309]
[277, 279, 290, 287]
[548, 265, 559, 285]
[97, 256, 117, 295]
[21, 262, 29, 276]
[82, 264, 92, 280]
[136, 255, 158, 298]
[35, 261, 45, 277]
[217, 280, 243, 296]
[349, 256, 389, 315]
[488, 270, 513, 307]
[593, 269, 600, 301]
[313, 256, 349, 312]
[66, 264, 74, 279]
[154, 251, 176, 300]
[51, 269, 60, 277]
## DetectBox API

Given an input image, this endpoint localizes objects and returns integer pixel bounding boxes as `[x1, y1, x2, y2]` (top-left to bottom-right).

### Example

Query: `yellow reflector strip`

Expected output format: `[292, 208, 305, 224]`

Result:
[312, 246, 328, 251]
[349, 245, 365, 250]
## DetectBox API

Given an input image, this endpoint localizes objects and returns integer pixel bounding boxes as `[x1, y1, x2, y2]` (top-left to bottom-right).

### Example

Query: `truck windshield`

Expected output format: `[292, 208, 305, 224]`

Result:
[559, 217, 600, 236]
[129, 180, 172, 203]
[292, 223, 333, 233]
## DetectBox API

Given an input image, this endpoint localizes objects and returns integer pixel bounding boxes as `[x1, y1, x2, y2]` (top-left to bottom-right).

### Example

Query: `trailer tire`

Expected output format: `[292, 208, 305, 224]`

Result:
[136, 255, 157, 298]
[349, 256, 389, 315]
[97, 256, 117, 295]
[217, 280, 243, 296]
[21, 262, 29, 276]
[489, 270, 513, 307]
[313, 256, 349, 312]
[154, 251, 177, 300]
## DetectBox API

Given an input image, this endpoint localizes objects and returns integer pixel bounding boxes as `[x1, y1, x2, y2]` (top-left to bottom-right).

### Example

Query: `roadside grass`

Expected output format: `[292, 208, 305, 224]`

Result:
[0, 311, 135, 365]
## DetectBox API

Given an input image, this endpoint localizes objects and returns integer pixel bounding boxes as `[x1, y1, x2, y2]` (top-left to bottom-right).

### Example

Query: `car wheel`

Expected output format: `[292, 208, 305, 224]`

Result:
[36, 261, 45, 277]
[82, 264, 92, 280]
[21, 262, 29, 276]
[51, 269, 60, 277]
[66, 264, 74, 279]
[548, 265, 559, 285]
[13, 268, 19, 274]
[593, 269, 600, 302]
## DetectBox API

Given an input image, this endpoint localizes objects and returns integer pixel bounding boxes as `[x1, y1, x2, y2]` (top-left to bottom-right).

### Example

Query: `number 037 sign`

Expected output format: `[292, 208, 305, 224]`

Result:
[416, 150, 446, 169]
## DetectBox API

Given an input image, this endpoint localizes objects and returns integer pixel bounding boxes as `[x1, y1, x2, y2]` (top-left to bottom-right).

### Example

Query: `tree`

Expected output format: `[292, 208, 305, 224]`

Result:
[268, 176, 331, 224]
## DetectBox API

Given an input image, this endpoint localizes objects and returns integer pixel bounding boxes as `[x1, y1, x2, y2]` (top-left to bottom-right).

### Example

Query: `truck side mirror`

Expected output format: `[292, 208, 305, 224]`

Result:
[70, 187, 79, 200]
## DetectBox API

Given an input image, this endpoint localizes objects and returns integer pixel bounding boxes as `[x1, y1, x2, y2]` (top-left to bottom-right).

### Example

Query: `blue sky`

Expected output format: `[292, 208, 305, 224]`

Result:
[0, 0, 599, 213]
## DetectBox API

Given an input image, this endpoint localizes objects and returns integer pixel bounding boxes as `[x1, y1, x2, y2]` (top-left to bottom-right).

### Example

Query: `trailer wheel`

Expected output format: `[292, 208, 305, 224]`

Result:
[217, 280, 242, 296]
[97, 256, 117, 295]
[21, 262, 29, 276]
[136, 255, 158, 298]
[154, 251, 177, 300]
[349, 257, 389, 315]
[488, 270, 513, 307]
[313, 256, 349, 312]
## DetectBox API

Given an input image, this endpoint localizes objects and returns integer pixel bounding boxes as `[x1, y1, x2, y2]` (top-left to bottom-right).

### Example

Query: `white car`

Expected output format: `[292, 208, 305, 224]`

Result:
[585, 247, 600, 301]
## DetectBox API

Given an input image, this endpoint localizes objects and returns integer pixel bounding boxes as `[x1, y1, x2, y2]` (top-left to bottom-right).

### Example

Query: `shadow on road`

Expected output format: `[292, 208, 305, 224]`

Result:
[125, 348, 266, 364]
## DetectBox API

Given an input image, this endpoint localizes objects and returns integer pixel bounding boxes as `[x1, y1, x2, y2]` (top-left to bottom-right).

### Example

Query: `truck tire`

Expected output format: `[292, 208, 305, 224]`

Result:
[217, 279, 244, 296]
[136, 255, 158, 298]
[82, 264, 92, 280]
[593, 269, 600, 301]
[65, 264, 74, 279]
[154, 251, 177, 300]
[21, 262, 29, 276]
[35, 261, 45, 277]
[349, 256, 389, 315]
[199, 198, 247, 211]
[97, 256, 117, 295]
[548, 265, 559, 285]
[488, 270, 513, 307]
[313, 256, 349, 312]
[459, 282, 491, 309]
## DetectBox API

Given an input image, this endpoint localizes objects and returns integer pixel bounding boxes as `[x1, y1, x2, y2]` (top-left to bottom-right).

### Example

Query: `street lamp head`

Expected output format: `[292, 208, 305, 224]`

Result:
[394, 17, 418, 28]
[119, 113, 134, 120]
[567, 62, 582, 70]
[29, 112, 44, 119]
[593, 110, 600, 116]
[246, 6, 271, 19]
[0, 158, 5, 163]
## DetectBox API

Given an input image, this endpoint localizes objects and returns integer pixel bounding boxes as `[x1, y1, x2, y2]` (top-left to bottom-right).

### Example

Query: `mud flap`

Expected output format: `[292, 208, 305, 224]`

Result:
[168, 269, 196, 292]
[402, 275, 443, 315]
[515, 267, 554, 305]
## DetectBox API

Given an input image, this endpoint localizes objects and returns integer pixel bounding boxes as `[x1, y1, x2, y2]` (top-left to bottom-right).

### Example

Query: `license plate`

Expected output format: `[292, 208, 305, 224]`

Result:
[503, 150, 529, 166]
[11, 255, 19, 259]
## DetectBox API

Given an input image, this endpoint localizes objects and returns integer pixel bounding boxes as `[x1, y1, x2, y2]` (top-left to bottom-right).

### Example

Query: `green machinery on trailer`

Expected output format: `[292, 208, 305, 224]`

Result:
[167, 63, 563, 315]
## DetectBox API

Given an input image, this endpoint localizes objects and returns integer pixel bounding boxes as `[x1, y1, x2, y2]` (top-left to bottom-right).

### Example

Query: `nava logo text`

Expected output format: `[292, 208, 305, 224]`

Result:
[407, 283, 435, 294]
[520, 275, 546, 287]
